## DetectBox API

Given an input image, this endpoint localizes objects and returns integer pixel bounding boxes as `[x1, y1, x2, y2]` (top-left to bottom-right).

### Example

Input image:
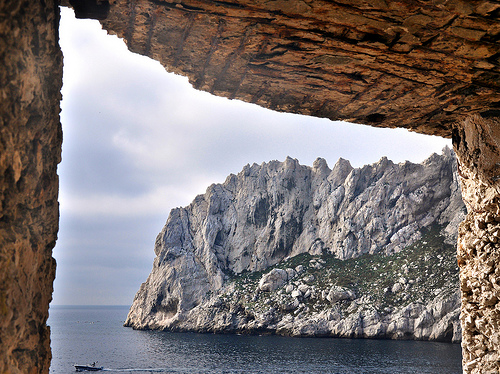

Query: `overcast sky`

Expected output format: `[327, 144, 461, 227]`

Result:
[52, 7, 452, 305]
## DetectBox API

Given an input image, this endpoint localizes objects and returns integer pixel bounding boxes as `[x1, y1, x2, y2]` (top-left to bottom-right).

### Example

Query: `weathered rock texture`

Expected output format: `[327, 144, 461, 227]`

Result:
[1, 0, 499, 372]
[125, 150, 465, 342]
[0, 1, 62, 373]
[100, 0, 500, 137]
[166, 238, 462, 342]
[454, 115, 500, 374]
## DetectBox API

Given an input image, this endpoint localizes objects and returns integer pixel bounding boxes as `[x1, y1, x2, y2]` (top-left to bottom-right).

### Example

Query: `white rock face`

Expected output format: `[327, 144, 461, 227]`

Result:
[259, 269, 288, 292]
[326, 286, 356, 303]
[125, 148, 465, 341]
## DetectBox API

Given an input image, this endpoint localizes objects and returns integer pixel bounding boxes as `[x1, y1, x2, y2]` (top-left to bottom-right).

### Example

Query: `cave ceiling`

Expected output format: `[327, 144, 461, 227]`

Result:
[71, 0, 500, 138]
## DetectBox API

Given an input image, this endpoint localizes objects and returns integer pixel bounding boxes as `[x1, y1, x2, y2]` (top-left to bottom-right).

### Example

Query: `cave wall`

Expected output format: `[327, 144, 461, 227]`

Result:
[100, 0, 500, 137]
[454, 116, 500, 373]
[0, 0, 62, 373]
[1, 0, 499, 373]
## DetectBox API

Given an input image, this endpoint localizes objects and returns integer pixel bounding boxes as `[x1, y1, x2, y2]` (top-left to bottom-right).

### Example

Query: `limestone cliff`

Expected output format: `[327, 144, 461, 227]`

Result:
[126, 148, 465, 342]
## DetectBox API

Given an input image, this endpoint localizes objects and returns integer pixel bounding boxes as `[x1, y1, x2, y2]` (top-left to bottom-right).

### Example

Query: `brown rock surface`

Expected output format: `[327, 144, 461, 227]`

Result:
[0, 0, 499, 373]
[454, 115, 500, 373]
[100, 0, 500, 137]
[0, 0, 62, 373]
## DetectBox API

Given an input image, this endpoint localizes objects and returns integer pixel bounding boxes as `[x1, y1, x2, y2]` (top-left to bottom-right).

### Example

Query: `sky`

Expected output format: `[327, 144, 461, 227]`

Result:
[52, 7, 452, 305]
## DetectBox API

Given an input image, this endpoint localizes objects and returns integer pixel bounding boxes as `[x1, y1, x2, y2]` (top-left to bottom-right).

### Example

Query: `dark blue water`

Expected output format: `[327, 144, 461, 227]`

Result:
[49, 305, 462, 374]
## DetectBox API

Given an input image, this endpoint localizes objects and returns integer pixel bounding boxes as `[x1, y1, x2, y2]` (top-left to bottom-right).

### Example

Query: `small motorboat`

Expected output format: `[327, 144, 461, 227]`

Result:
[74, 362, 104, 371]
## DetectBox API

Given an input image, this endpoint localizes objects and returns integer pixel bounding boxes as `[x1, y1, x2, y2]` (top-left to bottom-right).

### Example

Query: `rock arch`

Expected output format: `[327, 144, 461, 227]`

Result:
[1, 0, 499, 372]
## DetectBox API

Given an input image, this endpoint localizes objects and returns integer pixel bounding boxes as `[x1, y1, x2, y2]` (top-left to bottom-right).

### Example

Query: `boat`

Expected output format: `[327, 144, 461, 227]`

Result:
[74, 363, 104, 371]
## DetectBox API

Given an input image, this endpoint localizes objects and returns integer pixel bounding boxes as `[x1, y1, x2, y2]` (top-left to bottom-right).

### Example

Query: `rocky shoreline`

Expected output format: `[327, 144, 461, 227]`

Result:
[127, 225, 461, 342]
[125, 149, 465, 342]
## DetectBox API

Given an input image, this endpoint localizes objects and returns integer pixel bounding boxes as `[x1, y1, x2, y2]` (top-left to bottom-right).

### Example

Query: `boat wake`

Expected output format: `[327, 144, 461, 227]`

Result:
[101, 369, 173, 373]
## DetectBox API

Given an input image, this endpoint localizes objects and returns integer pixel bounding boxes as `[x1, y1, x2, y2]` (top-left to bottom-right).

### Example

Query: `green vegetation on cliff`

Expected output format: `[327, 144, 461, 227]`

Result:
[226, 224, 458, 318]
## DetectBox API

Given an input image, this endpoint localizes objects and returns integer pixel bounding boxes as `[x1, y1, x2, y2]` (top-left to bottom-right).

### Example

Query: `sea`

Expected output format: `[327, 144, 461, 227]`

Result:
[48, 305, 462, 374]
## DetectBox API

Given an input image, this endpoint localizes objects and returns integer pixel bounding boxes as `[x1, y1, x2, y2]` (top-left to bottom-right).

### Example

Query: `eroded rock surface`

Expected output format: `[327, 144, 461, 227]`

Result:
[454, 115, 500, 373]
[174, 240, 462, 342]
[125, 149, 465, 341]
[100, 0, 500, 137]
[0, 0, 62, 373]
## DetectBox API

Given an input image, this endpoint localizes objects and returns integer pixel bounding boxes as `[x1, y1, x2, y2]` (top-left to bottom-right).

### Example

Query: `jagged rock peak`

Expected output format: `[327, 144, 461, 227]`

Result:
[125, 148, 465, 335]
